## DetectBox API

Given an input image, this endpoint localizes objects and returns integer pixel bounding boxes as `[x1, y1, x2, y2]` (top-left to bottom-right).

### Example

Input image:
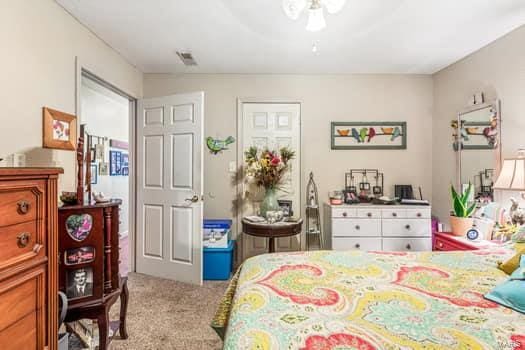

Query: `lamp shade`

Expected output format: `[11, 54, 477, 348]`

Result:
[493, 158, 525, 191]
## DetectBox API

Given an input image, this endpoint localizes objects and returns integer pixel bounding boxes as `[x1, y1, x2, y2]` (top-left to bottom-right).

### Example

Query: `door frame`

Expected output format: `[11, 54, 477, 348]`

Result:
[75, 58, 138, 273]
[236, 98, 304, 254]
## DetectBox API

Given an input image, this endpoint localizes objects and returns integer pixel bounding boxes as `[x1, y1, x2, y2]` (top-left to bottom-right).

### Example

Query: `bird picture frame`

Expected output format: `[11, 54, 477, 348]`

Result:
[331, 121, 407, 150]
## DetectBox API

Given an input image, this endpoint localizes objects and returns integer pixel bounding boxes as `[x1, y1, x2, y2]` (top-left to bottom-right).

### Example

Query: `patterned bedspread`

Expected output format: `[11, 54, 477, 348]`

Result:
[219, 250, 525, 349]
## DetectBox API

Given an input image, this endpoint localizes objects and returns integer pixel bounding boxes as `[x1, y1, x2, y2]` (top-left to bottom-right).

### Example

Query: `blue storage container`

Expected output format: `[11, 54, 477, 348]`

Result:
[203, 240, 234, 280]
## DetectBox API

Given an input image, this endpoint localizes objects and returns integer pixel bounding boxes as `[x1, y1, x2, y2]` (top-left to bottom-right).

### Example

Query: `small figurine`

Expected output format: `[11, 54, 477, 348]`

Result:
[206, 136, 235, 154]
[92, 192, 110, 203]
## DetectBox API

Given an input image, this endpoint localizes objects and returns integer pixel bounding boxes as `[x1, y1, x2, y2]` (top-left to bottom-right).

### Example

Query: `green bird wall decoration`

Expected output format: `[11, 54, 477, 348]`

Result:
[206, 136, 235, 154]
[359, 128, 368, 142]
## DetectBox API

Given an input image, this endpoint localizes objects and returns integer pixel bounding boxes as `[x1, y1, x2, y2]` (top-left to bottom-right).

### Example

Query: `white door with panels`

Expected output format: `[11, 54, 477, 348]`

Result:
[136, 92, 204, 285]
[240, 102, 301, 259]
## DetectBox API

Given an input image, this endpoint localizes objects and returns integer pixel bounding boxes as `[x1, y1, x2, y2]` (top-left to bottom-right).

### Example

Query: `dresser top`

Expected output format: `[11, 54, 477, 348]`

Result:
[0, 167, 64, 176]
[324, 202, 431, 209]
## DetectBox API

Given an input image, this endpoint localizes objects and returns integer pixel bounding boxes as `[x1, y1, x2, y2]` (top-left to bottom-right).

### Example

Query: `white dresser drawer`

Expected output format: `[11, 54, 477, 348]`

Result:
[332, 237, 382, 251]
[382, 219, 431, 237]
[406, 208, 431, 219]
[332, 208, 357, 218]
[383, 238, 432, 252]
[356, 208, 381, 218]
[382, 208, 406, 218]
[332, 218, 381, 237]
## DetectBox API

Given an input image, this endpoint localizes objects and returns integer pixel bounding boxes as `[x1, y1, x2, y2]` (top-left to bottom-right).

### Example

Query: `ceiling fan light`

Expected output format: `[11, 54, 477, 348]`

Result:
[282, 0, 307, 20]
[323, 0, 346, 14]
[306, 7, 326, 32]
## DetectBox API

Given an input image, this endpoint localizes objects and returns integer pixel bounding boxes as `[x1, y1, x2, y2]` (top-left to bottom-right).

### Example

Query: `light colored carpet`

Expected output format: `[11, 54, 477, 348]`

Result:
[70, 273, 229, 350]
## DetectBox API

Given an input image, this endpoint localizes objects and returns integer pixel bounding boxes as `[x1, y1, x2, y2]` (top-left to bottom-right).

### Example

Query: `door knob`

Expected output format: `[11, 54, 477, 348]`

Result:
[185, 195, 199, 203]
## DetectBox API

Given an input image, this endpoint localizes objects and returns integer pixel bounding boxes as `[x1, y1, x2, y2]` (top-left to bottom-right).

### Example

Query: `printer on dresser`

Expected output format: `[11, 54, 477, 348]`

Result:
[324, 203, 432, 251]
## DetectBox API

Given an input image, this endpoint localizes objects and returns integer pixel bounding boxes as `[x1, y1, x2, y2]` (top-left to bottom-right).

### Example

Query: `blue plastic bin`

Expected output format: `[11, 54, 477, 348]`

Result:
[203, 240, 234, 280]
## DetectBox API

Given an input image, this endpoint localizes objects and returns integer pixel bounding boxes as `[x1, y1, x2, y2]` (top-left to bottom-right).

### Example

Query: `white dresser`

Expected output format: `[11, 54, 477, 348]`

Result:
[324, 203, 432, 252]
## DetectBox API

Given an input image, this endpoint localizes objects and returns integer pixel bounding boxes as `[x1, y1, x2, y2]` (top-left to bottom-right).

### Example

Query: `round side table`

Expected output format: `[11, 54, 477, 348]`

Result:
[242, 218, 303, 253]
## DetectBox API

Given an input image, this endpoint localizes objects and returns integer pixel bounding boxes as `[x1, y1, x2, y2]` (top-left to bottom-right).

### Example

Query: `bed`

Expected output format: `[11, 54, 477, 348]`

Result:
[213, 249, 525, 349]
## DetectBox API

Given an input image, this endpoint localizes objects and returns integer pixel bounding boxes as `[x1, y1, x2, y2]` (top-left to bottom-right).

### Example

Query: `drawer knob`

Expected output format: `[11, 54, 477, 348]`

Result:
[342, 212, 347, 217]
[405, 224, 411, 230]
[355, 225, 361, 230]
[367, 212, 372, 217]
[392, 212, 397, 217]
[406, 243, 412, 250]
[17, 232, 31, 248]
[438, 242, 443, 248]
[17, 200, 30, 214]
[417, 213, 422, 217]
[355, 243, 361, 249]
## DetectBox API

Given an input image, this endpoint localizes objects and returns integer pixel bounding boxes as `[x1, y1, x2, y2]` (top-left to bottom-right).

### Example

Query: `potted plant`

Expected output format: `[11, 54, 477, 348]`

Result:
[450, 183, 476, 236]
[244, 146, 295, 218]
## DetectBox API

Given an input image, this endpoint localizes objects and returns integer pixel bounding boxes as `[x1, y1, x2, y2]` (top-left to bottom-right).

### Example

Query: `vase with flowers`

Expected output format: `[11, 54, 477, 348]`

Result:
[244, 146, 295, 218]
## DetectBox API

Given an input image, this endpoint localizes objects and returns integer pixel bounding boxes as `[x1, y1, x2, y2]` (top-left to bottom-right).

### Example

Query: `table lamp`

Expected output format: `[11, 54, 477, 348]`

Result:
[493, 149, 525, 198]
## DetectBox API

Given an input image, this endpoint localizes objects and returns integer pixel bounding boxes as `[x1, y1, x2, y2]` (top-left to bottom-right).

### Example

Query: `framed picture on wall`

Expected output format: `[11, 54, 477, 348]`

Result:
[331, 121, 407, 150]
[109, 150, 122, 176]
[42, 107, 77, 151]
[90, 164, 97, 184]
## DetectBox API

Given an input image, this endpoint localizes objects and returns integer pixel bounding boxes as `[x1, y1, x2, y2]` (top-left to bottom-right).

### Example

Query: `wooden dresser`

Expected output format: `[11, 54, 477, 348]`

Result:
[0, 168, 62, 350]
[324, 203, 432, 251]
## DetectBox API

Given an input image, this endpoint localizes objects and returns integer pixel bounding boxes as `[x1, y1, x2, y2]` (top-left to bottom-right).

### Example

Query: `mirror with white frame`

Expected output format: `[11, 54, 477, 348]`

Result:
[455, 100, 502, 203]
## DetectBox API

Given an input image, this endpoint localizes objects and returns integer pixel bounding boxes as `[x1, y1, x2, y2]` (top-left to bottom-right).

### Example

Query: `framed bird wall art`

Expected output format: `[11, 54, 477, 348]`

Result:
[331, 121, 407, 150]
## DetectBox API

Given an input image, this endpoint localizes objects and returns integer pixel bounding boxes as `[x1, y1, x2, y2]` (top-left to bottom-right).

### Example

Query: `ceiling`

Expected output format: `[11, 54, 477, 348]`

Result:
[57, 0, 525, 74]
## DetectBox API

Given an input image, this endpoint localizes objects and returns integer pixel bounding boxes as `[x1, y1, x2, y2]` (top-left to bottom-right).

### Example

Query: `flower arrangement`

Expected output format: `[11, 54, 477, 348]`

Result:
[244, 146, 295, 190]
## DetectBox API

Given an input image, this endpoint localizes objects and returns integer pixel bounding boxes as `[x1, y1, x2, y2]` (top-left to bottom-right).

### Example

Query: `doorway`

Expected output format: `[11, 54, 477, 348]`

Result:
[78, 69, 137, 276]
[237, 100, 302, 260]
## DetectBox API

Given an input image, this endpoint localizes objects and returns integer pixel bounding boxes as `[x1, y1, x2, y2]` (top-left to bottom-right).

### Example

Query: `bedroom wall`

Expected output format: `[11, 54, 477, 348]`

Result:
[143, 74, 434, 237]
[432, 24, 525, 222]
[0, 0, 142, 191]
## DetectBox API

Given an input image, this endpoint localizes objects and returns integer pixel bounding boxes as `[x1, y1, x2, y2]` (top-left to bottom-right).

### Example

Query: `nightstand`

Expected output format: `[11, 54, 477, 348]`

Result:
[433, 232, 501, 251]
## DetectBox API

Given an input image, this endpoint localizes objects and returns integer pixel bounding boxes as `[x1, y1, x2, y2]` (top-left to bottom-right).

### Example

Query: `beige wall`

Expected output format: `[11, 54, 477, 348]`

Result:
[0, 0, 142, 190]
[144, 74, 434, 237]
[433, 25, 525, 221]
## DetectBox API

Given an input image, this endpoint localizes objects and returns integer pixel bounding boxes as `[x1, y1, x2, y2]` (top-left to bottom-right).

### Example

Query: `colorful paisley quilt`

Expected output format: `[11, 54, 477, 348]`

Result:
[221, 250, 525, 349]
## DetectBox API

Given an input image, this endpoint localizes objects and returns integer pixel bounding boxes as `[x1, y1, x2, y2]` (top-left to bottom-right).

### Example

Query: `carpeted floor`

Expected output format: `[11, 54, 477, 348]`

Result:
[70, 273, 229, 350]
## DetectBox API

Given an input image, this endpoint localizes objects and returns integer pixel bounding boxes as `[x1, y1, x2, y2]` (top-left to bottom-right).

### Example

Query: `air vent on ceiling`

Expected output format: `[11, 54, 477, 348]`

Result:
[176, 51, 197, 66]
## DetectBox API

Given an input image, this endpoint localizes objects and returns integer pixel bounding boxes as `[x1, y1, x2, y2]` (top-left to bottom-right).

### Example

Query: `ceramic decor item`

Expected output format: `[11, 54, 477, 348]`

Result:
[66, 214, 93, 242]
[206, 136, 235, 154]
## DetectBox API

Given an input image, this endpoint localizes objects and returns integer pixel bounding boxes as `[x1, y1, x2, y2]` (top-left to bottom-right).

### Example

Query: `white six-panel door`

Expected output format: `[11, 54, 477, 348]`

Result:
[136, 92, 204, 285]
[240, 102, 301, 259]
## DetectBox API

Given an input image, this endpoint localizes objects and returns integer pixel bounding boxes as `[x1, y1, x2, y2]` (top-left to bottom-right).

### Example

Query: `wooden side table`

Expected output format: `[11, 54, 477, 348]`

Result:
[242, 218, 303, 253]
[433, 231, 501, 251]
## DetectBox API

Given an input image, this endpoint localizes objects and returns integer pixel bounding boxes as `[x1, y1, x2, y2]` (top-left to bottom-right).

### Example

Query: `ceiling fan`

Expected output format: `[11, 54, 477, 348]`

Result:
[282, 0, 347, 32]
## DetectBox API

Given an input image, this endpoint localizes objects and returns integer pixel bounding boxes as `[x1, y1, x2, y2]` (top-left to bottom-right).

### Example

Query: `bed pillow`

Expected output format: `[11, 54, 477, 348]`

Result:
[486, 255, 525, 314]
[498, 242, 525, 275]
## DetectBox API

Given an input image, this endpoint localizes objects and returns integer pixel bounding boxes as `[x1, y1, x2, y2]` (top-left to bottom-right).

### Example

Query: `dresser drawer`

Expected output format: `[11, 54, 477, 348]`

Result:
[356, 208, 381, 218]
[0, 265, 45, 349]
[331, 208, 356, 218]
[382, 208, 406, 218]
[383, 238, 432, 252]
[0, 220, 43, 270]
[0, 185, 42, 227]
[382, 219, 431, 237]
[433, 235, 473, 251]
[332, 218, 381, 237]
[332, 237, 382, 251]
[406, 208, 431, 219]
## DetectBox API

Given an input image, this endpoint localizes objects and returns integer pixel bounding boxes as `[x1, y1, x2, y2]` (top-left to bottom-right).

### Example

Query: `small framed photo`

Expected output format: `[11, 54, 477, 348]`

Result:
[99, 162, 109, 176]
[66, 267, 94, 299]
[110, 150, 122, 176]
[42, 107, 77, 151]
[64, 247, 95, 266]
[90, 164, 97, 184]
[277, 200, 293, 217]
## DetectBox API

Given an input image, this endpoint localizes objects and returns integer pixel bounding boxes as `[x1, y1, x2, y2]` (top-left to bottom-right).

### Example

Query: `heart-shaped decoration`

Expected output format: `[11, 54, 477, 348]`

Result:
[66, 214, 93, 242]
